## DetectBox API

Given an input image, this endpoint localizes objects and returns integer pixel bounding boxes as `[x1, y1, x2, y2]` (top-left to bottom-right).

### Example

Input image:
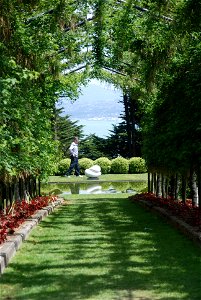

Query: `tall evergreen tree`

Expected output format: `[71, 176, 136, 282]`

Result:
[55, 108, 84, 158]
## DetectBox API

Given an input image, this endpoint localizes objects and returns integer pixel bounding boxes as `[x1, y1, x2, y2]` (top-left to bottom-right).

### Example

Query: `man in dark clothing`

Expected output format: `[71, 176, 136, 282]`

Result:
[65, 137, 82, 177]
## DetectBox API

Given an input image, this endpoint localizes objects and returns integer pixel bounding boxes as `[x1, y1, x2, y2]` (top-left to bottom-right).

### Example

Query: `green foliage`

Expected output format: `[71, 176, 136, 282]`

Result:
[129, 157, 147, 174]
[1, 0, 201, 205]
[106, 123, 128, 158]
[94, 157, 111, 174]
[79, 135, 107, 160]
[56, 158, 71, 176]
[56, 156, 148, 175]
[78, 158, 94, 175]
[110, 157, 129, 174]
[0, 0, 89, 182]
[55, 107, 84, 157]
[142, 54, 201, 174]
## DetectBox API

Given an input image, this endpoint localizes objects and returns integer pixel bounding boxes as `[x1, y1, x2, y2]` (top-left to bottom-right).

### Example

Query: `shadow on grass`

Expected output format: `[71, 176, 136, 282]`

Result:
[0, 196, 201, 300]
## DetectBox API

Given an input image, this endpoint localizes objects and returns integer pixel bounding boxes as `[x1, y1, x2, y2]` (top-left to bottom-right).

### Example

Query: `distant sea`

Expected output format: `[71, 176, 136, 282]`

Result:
[75, 117, 121, 138]
[58, 79, 123, 138]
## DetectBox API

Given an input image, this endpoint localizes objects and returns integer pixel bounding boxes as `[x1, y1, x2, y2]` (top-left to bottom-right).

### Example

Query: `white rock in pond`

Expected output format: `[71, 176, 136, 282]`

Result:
[86, 185, 102, 193]
[85, 165, 101, 178]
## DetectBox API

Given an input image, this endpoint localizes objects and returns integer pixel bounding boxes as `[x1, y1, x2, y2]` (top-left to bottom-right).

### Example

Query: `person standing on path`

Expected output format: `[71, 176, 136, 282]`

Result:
[65, 136, 82, 177]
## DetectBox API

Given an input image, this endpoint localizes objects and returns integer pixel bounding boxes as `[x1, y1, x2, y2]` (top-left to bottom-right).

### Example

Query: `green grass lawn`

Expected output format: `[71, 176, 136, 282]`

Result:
[47, 173, 148, 183]
[0, 194, 200, 300]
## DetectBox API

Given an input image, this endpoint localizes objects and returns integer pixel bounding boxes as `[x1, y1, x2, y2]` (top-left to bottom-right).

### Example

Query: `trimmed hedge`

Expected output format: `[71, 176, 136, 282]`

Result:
[94, 157, 111, 174]
[79, 158, 94, 175]
[111, 157, 129, 174]
[129, 157, 147, 173]
[56, 156, 147, 175]
[57, 158, 71, 175]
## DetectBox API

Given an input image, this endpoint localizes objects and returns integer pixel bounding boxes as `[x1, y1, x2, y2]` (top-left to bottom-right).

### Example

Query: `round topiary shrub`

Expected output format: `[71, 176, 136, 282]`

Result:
[57, 158, 71, 175]
[94, 157, 111, 174]
[129, 157, 147, 173]
[79, 158, 94, 175]
[110, 157, 129, 174]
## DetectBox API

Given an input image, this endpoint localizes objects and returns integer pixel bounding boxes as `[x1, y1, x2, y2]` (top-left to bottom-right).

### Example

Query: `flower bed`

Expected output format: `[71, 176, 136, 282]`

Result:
[129, 192, 200, 228]
[0, 196, 58, 245]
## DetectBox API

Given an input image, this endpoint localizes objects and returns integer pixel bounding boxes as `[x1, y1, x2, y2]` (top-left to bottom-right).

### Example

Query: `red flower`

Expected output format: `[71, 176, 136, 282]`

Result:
[0, 195, 58, 244]
[129, 192, 200, 228]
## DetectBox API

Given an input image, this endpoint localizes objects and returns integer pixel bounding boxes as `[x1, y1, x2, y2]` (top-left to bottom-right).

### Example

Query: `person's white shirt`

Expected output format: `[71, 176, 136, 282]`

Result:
[69, 142, 78, 157]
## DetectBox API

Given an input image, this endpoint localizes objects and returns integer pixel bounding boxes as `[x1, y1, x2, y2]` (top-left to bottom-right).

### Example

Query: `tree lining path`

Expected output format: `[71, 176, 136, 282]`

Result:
[0, 194, 201, 300]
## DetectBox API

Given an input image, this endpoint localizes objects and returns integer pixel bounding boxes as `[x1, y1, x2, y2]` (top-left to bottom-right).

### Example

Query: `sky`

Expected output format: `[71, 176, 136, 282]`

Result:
[59, 79, 124, 137]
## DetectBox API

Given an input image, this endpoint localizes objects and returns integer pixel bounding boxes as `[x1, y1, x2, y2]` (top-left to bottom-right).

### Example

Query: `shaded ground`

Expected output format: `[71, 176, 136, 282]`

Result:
[0, 194, 201, 300]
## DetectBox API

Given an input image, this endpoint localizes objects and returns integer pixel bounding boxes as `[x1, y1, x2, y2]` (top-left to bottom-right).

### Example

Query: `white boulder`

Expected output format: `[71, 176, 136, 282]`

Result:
[85, 165, 101, 178]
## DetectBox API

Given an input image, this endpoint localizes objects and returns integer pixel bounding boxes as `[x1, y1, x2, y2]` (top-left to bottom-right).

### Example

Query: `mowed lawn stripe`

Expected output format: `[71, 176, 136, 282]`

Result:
[0, 194, 200, 300]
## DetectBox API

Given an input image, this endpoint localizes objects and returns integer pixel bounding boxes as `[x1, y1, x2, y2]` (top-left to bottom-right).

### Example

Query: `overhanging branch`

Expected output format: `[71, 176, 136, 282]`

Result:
[64, 17, 95, 32]
[102, 66, 126, 76]
[134, 5, 172, 21]
[64, 64, 87, 74]
[117, 0, 173, 22]
[26, 9, 54, 24]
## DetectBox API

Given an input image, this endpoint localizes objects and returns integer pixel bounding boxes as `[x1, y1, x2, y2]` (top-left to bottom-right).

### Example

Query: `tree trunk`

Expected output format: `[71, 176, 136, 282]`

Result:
[156, 173, 162, 197]
[197, 164, 201, 209]
[13, 178, 20, 202]
[38, 178, 41, 196]
[162, 174, 166, 198]
[150, 172, 154, 193]
[181, 175, 187, 203]
[190, 168, 198, 207]
[122, 92, 138, 157]
[153, 173, 157, 194]
[165, 176, 169, 199]
[169, 175, 175, 199]
[0, 181, 7, 210]
[174, 174, 180, 201]
[148, 172, 151, 193]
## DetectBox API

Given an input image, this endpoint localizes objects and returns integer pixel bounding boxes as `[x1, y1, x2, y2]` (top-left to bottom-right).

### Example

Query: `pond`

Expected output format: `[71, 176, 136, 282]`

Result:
[41, 181, 148, 195]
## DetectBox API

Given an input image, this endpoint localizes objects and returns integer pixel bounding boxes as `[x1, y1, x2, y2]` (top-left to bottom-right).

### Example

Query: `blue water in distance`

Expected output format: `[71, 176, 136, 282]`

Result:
[76, 118, 121, 138]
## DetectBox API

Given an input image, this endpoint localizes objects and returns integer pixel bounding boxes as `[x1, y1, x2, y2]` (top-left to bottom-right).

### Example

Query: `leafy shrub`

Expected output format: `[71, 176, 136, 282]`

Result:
[111, 157, 129, 174]
[129, 192, 200, 227]
[129, 157, 147, 173]
[94, 157, 111, 174]
[79, 158, 94, 175]
[57, 158, 71, 175]
[0, 196, 58, 244]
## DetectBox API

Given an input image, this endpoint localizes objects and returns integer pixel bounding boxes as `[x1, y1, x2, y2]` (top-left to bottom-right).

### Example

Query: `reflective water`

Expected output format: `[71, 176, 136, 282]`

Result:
[41, 181, 147, 195]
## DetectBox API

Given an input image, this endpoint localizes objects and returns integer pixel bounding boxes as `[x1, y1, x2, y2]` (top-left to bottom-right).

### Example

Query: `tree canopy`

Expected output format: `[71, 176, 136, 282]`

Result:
[1, 0, 201, 205]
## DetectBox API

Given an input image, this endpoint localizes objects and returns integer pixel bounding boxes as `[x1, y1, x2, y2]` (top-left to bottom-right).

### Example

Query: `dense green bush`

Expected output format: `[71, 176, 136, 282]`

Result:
[94, 157, 111, 174]
[56, 158, 71, 175]
[57, 156, 147, 175]
[129, 157, 147, 173]
[111, 157, 129, 174]
[79, 158, 94, 175]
